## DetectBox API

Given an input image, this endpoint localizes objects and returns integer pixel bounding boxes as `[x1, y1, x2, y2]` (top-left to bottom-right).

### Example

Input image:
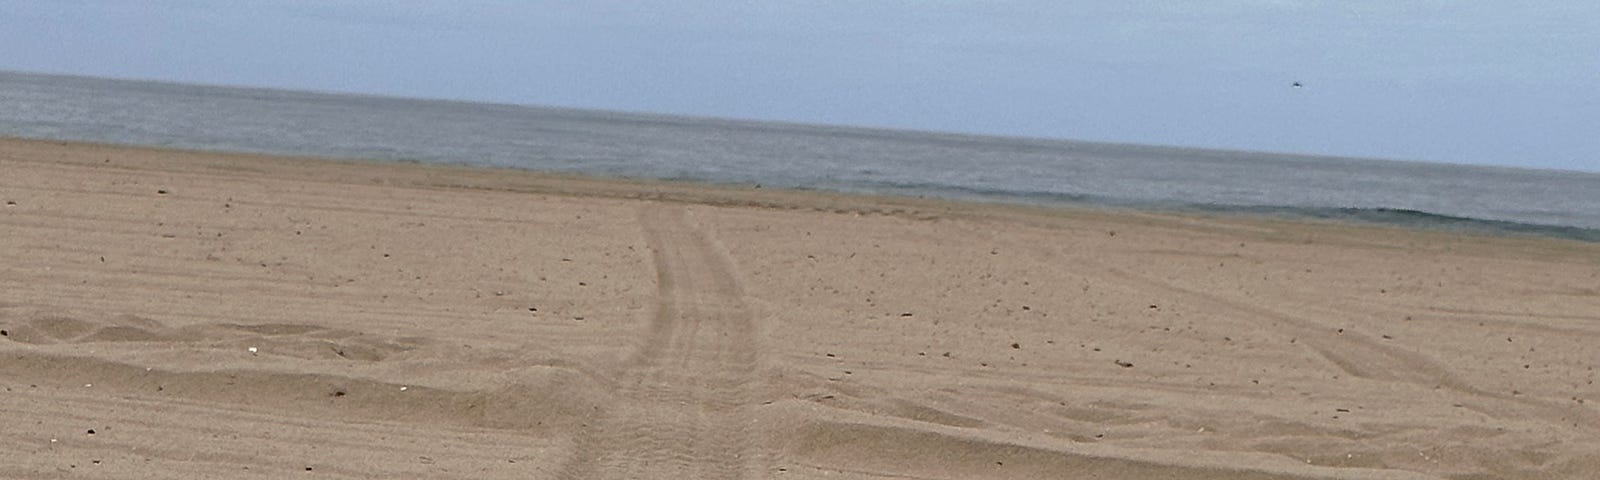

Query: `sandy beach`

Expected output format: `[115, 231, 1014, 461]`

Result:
[2, 137, 1597, 479]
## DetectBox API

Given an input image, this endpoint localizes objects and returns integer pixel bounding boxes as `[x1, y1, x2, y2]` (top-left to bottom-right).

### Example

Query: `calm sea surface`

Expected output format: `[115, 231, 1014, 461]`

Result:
[3, 71, 1597, 240]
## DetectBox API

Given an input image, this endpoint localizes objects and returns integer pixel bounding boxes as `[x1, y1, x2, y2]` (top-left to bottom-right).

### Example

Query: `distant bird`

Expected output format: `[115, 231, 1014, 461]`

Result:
[1292, 81, 1303, 88]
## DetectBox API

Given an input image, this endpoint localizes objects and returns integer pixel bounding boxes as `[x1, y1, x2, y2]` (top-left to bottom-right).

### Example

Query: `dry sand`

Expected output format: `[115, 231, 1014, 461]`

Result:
[2, 137, 1597, 479]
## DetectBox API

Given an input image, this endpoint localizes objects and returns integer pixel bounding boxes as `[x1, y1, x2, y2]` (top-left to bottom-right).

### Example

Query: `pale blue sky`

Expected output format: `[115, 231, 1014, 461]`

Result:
[2, 1, 1596, 171]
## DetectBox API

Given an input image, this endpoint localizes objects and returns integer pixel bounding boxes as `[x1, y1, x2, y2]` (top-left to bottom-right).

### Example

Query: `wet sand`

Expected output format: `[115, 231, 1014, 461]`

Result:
[2, 137, 1597, 479]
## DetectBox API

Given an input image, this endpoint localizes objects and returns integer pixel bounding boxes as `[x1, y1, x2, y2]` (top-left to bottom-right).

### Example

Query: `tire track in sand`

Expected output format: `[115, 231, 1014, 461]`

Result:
[559, 204, 759, 480]
[1082, 259, 1600, 431]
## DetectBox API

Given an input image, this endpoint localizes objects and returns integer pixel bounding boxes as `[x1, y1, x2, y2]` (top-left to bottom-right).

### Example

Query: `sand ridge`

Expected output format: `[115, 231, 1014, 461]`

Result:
[2, 138, 1599, 479]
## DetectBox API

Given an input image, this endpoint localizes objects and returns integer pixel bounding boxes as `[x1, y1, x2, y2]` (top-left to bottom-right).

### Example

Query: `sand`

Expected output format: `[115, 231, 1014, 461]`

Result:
[1, 137, 1597, 479]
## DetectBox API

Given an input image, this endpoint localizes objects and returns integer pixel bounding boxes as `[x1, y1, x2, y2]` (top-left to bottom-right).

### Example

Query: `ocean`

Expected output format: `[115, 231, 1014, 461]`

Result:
[3, 71, 1597, 241]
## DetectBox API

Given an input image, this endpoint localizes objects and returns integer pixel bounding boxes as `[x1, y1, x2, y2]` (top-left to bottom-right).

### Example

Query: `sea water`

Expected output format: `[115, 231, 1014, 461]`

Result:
[2, 71, 1596, 240]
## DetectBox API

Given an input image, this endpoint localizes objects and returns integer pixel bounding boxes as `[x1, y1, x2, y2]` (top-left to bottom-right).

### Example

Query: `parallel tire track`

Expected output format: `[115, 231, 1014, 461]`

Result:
[559, 204, 759, 479]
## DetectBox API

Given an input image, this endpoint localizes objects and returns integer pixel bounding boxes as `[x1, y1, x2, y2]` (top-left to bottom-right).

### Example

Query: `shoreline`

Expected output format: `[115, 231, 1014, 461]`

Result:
[5, 135, 1594, 246]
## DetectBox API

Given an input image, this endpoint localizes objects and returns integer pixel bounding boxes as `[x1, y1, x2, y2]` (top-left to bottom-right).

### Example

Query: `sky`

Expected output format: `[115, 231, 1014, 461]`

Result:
[1, 1, 1597, 172]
